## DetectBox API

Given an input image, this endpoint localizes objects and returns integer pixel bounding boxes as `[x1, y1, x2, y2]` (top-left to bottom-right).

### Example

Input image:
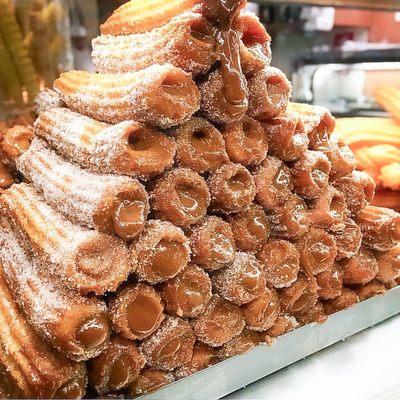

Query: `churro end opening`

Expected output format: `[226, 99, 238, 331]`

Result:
[176, 183, 206, 218]
[161, 74, 184, 97]
[151, 239, 187, 279]
[228, 170, 248, 192]
[128, 128, 156, 152]
[76, 315, 109, 351]
[159, 338, 182, 360]
[108, 354, 133, 391]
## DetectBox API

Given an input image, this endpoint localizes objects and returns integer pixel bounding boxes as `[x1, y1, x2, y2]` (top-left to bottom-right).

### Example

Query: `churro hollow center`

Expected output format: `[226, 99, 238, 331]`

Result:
[176, 184, 206, 218]
[159, 338, 182, 360]
[191, 128, 215, 153]
[128, 129, 156, 152]
[241, 262, 262, 293]
[161, 75, 186, 97]
[247, 212, 268, 239]
[228, 170, 248, 191]
[178, 275, 208, 309]
[150, 239, 187, 278]
[127, 293, 163, 336]
[242, 23, 267, 47]
[108, 354, 132, 391]
[76, 315, 109, 351]
[330, 194, 346, 218]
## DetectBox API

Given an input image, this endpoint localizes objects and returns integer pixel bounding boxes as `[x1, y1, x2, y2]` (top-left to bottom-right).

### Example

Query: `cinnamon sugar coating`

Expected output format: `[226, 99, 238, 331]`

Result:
[330, 218, 362, 260]
[140, 316, 196, 371]
[323, 288, 359, 315]
[172, 117, 229, 173]
[296, 301, 327, 325]
[189, 216, 236, 271]
[261, 314, 299, 340]
[217, 329, 260, 360]
[128, 369, 175, 398]
[34, 88, 65, 114]
[328, 138, 357, 181]
[316, 263, 343, 300]
[354, 281, 386, 301]
[375, 245, 400, 284]
[151, 168, 210, 227]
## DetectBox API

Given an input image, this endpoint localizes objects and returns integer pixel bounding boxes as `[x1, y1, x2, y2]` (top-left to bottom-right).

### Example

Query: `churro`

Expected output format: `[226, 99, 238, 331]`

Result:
[192, 294, 245, 347]
[208, 163, 256, 213]
[340, 246, 378, 286]
[257, 239, 300, 289]
[262, 314, 299, 340]
[161, 264, 212, 318]
[375, 245, 400, 285]
[0, 217, 110, 361]
[323, 288, 359, 315]
[253, 156, 293, 210]
[261, 112, 309, 162]
[330, 217, 362, 260]
[128, 369, 174, 398]
[54, 65, 200, 128]
[133, 220, 190, 284]
[354, 281, 386, 301]
[333, 171, 375, 217]
[0, 183, 131, 295]
[140, 316, 196, 371]
[296, 301, 327, 325]
[189, 216, 236, 271]
[248, 67, 291, 120]
[0, 268, 87, 399]
[151, 168, 210, 227]
[228, 204, 270, 253]
[34, 108, 176, 180]
[296, 227, 338, 276]
[329, 138, 357, 181]
[316, 263, 343, 300]
[172, 117, 229, 173]
[291, 150, 331, 199]
[109, 283, 165, 341]
[0, 162, 14, 190]
[217, 329, 260, 360]
[357, 206, 400, 251]
[222, 116, 268, 167]
[17, 138, 149, 240]
[34, 88, 65, 115]
[267, 194, 310, 240]
[88, 337, 145, 395]
[2, 124, 34, 161]
[241, 288, 280, 331]
[213, 252, 266, 305]
[93, 12, 217, 76]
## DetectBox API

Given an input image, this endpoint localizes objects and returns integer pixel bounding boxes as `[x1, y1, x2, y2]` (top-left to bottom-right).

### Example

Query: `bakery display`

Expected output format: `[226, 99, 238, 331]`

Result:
[0, 0, 399, 398]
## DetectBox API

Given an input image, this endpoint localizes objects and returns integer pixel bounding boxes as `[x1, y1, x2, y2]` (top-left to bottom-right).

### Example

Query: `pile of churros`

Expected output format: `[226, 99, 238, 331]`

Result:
[0, 0, 399, 398]
[334, 86, 400, 211]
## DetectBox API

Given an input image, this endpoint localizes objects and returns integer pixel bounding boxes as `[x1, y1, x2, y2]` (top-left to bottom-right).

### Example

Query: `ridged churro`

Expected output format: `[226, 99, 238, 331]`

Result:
[0, 268, 87, 399]
[93, 12, 217, 76]
[0, 217, 110, 361]
[34, 88, 65, 115]
[54, 65, 200, 128]
[0, 183, 131, 295]
[17, 138, 149, 241]
[35, 108, 176, 179]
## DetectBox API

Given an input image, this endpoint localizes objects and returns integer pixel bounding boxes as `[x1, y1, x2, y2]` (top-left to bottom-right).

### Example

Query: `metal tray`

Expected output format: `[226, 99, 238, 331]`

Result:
[141, 286, 400, 400]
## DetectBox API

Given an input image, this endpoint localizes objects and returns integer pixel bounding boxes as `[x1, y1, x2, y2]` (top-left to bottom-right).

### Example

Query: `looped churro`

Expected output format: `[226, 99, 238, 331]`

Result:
[0, 268, 87, 399]
[323, 288, 359, 315]
[172, 117, 229, 173]
[213, 252, 266, 306]
[241, 287, 280, 331]
[376, 245, 400, 284]
[35, 108, 176, 179]
[133, 220, 190, 284]
[175, 342, 217, 379]
[217, 329, 260, 360]
[2, 124, 34, 161]
[109, 283, 165, 341]
[188, 216, 236, 271]
[330, 218, 362, 260]
[93, 12, 217, 76]
[308, 186, 347, 229]
[151, 168, 210, 227]
[257, 239, 300, 289]
[279, 274, 319, 317]
[0, 218, 110, 361]
[199, 68, 249, 124]
[340, 246, 378, 285]
[54, 65, 200, 128]
[248, 67, 291, 120]
[328, 138, 357, 181]
[0, 183, 131, 295]
[208, 163, 256, 213]
[140, 316, 196, 371]
[295, 227, 338, 276]
[228, 204, 270, 253]
[17, 138, 149, 241]
[267, 194, 310, 240]
[333, 171, 375, 217]
[222, 116, 268, 167]
[161, 264, 212, 318]
[192, 294, 245, 347]
[291, 150, 331, 199]
[128, 369, 175, 398]
[261, 112, 309, 162]
[88, 337, 145, 395]
[354, 281, 386, 301]
[316, 263, 343, 300]
[357, 206, 400, 251]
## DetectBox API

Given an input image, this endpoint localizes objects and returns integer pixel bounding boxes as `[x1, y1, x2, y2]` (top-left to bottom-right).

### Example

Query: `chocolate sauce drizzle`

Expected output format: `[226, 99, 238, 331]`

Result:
[205, 0, 248, 119]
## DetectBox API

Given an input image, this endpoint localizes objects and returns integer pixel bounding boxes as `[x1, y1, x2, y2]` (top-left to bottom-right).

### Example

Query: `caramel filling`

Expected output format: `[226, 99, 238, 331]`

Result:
[241, 263, 261, 293]
[54, 376, 85, 399]
[179, 276, 208, 309]
[176, 184, 204, 218]
[108, 354, 132, 391]
[266, 76, 285, 105]
[228, 171, 247, 191]
[76, 315, 109, 350]
[151, 239, 187, 278]
[159, 338, 182, 360]
[311, 162, 329, 189]
[273, 166, 290, 191]
[127, 293, 162, 336]
[111, 198, 147, 240]
[247, 213, 268, 240]
[210, 228, 235, 264]
[191, 128, 215, 154]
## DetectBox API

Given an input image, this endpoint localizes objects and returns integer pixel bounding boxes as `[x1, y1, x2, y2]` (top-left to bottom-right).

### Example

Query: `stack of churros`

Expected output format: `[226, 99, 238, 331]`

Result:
[0, 0, 399, 398]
